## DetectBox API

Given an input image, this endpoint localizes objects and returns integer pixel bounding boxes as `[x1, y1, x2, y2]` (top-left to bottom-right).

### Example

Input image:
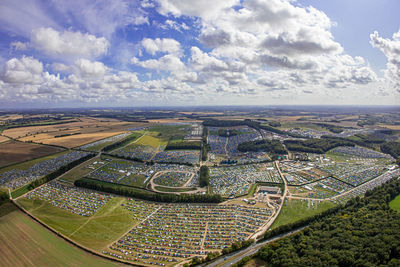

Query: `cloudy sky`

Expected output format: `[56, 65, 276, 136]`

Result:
[0, 0, 399, 108]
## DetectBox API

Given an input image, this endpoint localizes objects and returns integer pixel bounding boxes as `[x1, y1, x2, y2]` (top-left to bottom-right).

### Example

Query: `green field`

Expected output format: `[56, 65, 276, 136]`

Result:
[389, 194, 400, 212]
[59, 156, 101, 183]
[153, 185, 196, 193]
[135, 134, 166, 148]
[0, 202, 122, 266]
[17, 196, 135, 251]
[270, 198, 336, 229]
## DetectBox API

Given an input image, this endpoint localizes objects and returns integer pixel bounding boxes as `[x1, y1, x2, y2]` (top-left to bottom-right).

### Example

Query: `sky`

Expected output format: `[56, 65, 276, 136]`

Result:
[0, 0, 399, 108]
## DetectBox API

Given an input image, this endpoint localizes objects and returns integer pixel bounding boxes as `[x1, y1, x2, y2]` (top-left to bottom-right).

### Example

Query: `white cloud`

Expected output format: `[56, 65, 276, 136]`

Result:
[134, 54, 185, 72]
[370, 29, 400, 88]
[73, 59, 107, 78]
[31, 27, 109, 59]
[10, 41, 28, 51]
[141, 38, 182, 56]
[1, 56, 43, 84]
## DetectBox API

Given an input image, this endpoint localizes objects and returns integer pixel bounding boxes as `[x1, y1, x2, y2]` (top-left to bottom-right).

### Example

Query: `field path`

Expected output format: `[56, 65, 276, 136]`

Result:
[200, 221, 208, 250]
[69, 198, 126, 237]
[103, 205, 163, 249]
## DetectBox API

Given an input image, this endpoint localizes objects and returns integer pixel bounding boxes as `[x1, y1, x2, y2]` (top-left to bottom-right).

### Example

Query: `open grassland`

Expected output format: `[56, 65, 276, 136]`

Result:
[58, 156, 101, 183]
[17, 196, 135, 251]
[0, 141, 64, 167]
[389, 194, 400, 212]
[0, 203, 122, 267]
[135, 134, 166, 147]
[270, 198, 336, 230]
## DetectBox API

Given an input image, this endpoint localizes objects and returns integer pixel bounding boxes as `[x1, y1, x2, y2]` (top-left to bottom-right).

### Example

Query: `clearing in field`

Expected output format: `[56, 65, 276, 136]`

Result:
[0, 141, 64, 167]
[389, 194, 400, 212]
[270, 198, 336, 229]
[0, 203, 121, 267]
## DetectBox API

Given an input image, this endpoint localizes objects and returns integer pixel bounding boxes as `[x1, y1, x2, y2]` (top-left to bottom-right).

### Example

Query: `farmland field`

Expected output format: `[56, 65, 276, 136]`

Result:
[0, 203, 122, 267]
[0, 135, 9, 143]
[4, 117, 146, 148]
[0, 141, 65, 167]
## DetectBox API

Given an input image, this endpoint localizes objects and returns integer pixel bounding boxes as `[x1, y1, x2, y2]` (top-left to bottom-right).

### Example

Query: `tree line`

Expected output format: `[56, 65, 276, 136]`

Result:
[238, 139, 287, 155]
[74, 177, 223, 203]
[165, 141, 201, 150]
[199, 166, 210, 187]
[27, 153, 95, 191]
[101, 133, 140, 152]
[284, 138, 355, 154]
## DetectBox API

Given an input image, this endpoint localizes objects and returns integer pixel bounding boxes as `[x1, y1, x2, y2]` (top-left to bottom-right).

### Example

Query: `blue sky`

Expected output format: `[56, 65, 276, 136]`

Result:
[0, 0, 399, 108]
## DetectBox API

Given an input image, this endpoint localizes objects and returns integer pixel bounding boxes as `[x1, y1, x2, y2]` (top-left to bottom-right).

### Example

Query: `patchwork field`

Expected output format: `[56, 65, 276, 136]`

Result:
[4, 117, 145, 148]
[0, 141, 64, 167]
[0, 203, 122, 267]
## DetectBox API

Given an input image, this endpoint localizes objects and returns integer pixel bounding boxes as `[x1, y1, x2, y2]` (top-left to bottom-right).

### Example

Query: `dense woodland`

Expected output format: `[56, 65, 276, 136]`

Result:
[218, 129, 239, 137]
[284, 138, 355, 154]
[74, 177, 223, 203]
[380, 141, 400, 159]
[238, 139, 287, 155]
[199, 166, 210, 187]
[255, 179, 400, 266]
[165, 141, 201, 150]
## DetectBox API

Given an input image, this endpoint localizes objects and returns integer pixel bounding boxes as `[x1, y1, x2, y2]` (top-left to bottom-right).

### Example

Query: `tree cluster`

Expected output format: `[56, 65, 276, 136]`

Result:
[165, 141, 201, 150]
[199, 166, 210, 187]
[237, 139, 287, 155]
[284, 138, 355, 154]
[257, 179, 400, 266]
[218, 129, 239, 137]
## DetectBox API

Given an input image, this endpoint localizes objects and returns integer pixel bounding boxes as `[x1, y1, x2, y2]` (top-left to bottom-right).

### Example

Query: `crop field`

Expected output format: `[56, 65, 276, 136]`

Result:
[270, 198, 336, 229]
[0, 203, 121, 267]
[0, 141, 64, 167]
[0, 135, 9, 143]
[5, 117, 143, 148]
[210, 163, 282, 197]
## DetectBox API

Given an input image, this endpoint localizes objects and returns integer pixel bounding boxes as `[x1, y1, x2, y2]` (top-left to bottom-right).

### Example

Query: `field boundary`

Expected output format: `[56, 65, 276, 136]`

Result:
[12, 200, 143, 267]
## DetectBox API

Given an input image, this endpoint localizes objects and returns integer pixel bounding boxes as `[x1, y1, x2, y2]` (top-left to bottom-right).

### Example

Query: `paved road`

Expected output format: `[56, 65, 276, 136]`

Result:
[206, 226, 306, 267]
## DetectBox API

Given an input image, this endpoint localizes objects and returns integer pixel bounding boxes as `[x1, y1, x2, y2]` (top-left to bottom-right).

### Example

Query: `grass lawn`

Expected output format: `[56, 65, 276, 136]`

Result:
[59, 156, 100, 183]
[389, 194, 400, 212]
[0, 202, 122, 266]
[270, 198, 336, 230]
[135, 135, 166, 148]
[153, 185, 196, 193]
[17, 196, 135, 251]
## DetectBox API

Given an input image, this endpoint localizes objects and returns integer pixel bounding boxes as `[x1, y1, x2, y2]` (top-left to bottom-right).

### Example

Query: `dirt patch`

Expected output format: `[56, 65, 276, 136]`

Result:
[0, 141, 64, 167]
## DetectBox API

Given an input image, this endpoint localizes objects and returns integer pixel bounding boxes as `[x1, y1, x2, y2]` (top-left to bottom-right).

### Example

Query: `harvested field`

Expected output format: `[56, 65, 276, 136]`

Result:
[0, 203, 122, 267]
[0, 141, 64, 167]
[4, 117, 143, 139]
[5, 117, 148, 148]
[0, 136, 9, 143]
[378, 124, 400, 130]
